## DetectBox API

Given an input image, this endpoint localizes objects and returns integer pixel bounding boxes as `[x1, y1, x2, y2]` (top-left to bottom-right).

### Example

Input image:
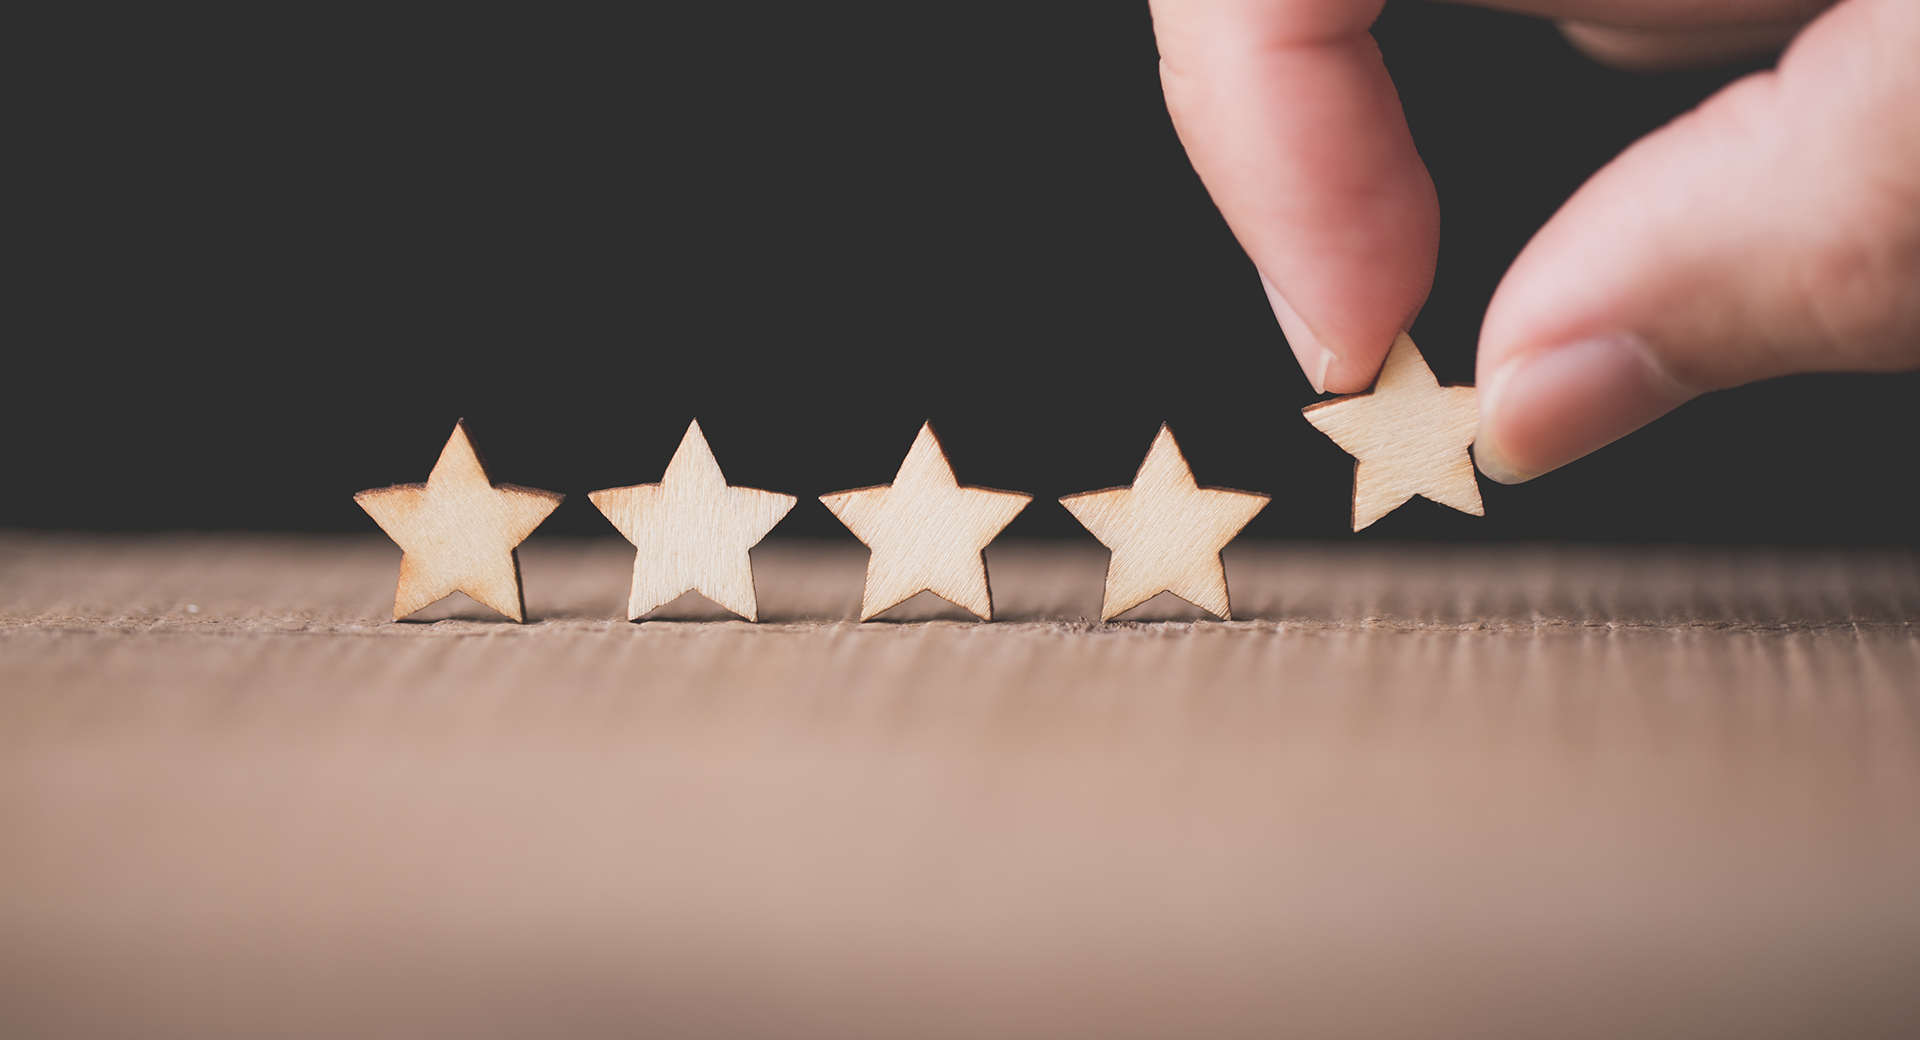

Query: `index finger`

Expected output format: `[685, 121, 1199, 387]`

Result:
[1151, 0, 1438, 393]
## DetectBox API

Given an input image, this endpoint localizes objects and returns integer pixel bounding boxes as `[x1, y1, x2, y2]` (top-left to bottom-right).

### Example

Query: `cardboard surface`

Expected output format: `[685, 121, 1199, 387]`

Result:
[3, 534, 1919, 1038]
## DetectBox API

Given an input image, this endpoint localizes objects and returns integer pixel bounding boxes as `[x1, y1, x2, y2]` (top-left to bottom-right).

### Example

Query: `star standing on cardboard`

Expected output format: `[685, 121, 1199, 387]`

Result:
[821, 423, 1031, 621]
[355, 420, 565, 622]
[589, 420, 796, 622]
[1061, 425, 1269, 621]
[1302, 332, 1483, 531]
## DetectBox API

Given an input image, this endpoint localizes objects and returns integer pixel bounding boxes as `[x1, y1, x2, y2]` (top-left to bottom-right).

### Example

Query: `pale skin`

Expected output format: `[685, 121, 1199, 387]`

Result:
[1151, 0, 1920, 483]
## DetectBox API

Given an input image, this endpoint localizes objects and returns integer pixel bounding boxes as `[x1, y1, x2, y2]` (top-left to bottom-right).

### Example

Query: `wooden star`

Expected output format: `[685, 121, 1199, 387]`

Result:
[587, 420, 797, 622]
[1301, 332, 1483, 531]
[354, 420, 564, 622]
[1059, 425, 1269, 621]
[820, 422, 1031, 621]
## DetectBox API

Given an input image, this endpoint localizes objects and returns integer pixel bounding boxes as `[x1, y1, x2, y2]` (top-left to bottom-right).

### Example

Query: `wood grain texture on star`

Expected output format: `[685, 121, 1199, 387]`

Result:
[1060, 425, 1269, 621]
[821, 423, 1031, 622]
[589, 420, 797, 622]
[1302, 333, 1482, 531]
[354, 420, 563, 622]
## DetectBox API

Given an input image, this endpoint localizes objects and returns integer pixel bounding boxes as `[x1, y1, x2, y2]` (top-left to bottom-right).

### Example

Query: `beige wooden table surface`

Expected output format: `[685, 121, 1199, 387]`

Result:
[3, 532, 1919, 1039]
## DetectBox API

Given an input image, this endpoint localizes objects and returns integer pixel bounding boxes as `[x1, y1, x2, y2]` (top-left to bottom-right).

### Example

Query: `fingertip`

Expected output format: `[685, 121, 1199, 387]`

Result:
[1475, 333, 1695, 482]
[1260, 270, 1332, 393]
[1260, 269, 1399, 395]
[1556, 19, 1802, 74]
[1471, 436, 1535, 486]
[1154, 0, 1434, 402]
[1320, 348, 1394, 396]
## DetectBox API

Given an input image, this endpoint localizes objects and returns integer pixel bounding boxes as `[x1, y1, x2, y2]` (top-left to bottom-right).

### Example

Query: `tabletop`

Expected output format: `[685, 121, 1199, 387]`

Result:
[3, 532, 1918, 1039]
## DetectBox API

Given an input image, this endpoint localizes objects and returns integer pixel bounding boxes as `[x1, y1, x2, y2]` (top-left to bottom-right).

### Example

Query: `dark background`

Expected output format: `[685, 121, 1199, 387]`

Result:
[11, 2, 1916, 543]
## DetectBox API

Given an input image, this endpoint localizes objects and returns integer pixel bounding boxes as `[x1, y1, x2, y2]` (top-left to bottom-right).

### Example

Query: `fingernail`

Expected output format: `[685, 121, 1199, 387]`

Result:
[1474, 332, 1692, 485]
[1259, 270, 1335, 394]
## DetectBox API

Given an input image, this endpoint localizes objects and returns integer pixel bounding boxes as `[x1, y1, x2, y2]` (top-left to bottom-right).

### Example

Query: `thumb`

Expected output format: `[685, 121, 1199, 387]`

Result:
[1473, 0, 1920, 485]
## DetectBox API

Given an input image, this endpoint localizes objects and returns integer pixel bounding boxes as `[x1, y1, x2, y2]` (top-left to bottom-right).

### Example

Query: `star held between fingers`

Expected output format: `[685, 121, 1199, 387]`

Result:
[354, 420, 564, 622]
[588, 419, 797, 621]
[820, 422, 1031, 621]
[1302, 332, 1483, 532]
[1060, 424, 1269, 621]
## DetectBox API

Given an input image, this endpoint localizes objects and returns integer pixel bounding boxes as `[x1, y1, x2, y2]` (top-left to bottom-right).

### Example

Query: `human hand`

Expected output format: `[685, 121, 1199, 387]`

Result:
[1151, 0, 1920, 484]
